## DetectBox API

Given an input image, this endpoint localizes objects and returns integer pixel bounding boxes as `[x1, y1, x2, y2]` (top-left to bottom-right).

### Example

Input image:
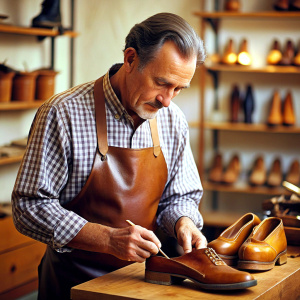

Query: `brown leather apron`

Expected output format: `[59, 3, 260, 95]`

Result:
[38, 77, 168, 299]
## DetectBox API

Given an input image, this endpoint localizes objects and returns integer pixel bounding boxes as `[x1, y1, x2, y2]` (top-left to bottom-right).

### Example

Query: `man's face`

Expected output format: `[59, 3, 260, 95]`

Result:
[123, 41, 197, 122]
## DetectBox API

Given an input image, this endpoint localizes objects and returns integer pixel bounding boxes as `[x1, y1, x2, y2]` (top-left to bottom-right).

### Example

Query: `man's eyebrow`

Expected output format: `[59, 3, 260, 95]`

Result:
[156, 77, 190, 89]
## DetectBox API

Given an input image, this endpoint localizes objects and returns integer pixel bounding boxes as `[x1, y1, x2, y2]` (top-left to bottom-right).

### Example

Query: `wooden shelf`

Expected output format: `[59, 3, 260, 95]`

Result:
[0, 155, 23, 166]
[206, 63, 300, 74]
[0, 100, 45, 111]
[203, 180, 287, 196]
[194, 11, 300, 19]
[204, 122, 300, 133]
[0, 23, 78, 37]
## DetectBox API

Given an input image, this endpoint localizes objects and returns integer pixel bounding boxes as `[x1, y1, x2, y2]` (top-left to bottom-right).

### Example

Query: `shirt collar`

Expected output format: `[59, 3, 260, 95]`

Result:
[103, 64, 134, 125]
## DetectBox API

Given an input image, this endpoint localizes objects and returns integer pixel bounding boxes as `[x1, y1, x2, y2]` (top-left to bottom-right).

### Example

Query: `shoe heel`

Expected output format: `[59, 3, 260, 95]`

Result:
[145, 270, 173, 285]
[276, 252, 288, 265]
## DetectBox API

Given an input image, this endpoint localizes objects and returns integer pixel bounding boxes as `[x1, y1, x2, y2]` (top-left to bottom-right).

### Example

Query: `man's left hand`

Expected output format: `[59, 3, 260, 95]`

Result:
[175, 216, 207, 254]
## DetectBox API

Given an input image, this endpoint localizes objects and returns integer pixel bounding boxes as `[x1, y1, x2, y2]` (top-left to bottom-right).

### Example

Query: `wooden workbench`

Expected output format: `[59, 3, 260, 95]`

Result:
[71, 247, 300, 300]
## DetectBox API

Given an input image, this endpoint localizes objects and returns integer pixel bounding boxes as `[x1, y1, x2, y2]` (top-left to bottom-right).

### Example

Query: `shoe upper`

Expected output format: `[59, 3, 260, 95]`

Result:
[238, 217, 287, 262]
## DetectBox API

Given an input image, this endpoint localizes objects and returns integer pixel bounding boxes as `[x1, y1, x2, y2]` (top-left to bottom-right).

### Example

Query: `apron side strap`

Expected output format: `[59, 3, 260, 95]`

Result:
[93, 77, 108, 158]
[149, 118, 161, 157]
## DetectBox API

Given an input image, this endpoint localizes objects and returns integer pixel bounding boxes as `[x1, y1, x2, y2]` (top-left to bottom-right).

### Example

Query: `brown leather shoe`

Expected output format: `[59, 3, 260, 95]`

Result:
[280, 40, 295, 65]
[145, 248, 257, 290]
[249, 156, 267, 186]
[267, 90, 282, 126]
[208, 153, 223, 183]
[274, 0, 289, 10]
[238, 217, 287, 271]
[267, 158, 283, 187]
[224, 0, 241, 11]
[208, 213, 261, 265]
[286, 160, 300, 185]
[222, 154, 240, 184]
[229, 85, 241, 123]
[282, 91, 296, 126]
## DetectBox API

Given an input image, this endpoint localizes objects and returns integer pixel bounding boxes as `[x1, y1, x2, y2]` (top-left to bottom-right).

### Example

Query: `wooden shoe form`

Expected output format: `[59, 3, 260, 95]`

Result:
[208, 153, 223, 183]
[286, 160, 300, 185]
[282, 91, 296, 126]
[222, 39, 237, 65]
[237, 39, 252, 66]
[249, 156, 267, 186]
[267, 158, 283, 187]
[222, 154, 240, 184]
[267, 40, 282, 65]
[267, 90, 282, 126]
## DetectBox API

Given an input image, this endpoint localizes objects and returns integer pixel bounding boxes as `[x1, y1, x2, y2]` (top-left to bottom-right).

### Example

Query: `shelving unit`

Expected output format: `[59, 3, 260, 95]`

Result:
[194, 4, 300, 227]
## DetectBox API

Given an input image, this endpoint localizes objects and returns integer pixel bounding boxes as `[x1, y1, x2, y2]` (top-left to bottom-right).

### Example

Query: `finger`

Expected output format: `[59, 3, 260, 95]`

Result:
[139, 228, 162, 250]
[181, 232, 192, 254]
[194, 236, 208, 249]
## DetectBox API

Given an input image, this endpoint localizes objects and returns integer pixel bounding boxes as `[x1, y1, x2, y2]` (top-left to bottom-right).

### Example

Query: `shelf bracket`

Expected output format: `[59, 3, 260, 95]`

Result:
[207, 69, 219, 110]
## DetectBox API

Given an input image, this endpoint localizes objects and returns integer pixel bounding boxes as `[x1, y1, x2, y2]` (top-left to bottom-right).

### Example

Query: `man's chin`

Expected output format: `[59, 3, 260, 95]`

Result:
[136, 110, 158, 120]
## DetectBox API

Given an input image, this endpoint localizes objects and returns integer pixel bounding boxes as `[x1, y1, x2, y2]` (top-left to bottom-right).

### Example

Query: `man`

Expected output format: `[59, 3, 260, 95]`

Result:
[12, 12, 206, 299]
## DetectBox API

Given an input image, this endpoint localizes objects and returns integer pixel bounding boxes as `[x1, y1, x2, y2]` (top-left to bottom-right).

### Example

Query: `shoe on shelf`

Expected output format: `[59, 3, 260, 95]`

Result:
[229, 85, 241, 123]
[280, 40, 295, 65]
[282, 91, 296, 126]
[243, 84, 255, 124]
[286, 160, 300, 186]
[273, 0, 289, 10]
[145, 248, 257, 290]
[294, 42, 300, 66]
[290, 0, 300, 10]
[267, 40, 283, 65]
[267, 90, 283, 126]
[32, 0, 61, 28]
[222, 39, 237, 65]
[208, 153, 223, 183]
[208, 213, 261, 266]
[249, 156, 267, 186]
[267, 157, 283, 187]
[237, 39, 252, 66]
[222, 154, 240, 184]
[238, 217, 287, 271]
[224, 0, 241, 11]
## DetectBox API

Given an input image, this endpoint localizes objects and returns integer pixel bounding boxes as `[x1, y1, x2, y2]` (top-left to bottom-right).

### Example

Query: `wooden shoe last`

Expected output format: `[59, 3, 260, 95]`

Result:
[145, 248, 257, 290]
[208, 213, 261, 265]
[238, 217, 287, 271]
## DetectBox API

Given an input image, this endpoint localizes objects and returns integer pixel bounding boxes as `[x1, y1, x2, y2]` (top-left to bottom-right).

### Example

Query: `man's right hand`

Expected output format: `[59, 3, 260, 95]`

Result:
[67, 222, 161, 263]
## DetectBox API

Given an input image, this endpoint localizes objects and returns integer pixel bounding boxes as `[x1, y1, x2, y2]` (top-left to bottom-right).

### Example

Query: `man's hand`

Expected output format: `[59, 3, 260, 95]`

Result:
[108, 225, 161, 262]
[175, 216, 207, 254]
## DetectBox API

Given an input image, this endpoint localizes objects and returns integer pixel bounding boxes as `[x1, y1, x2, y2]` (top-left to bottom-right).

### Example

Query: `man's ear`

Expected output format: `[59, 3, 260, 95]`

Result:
[124, 47, 138, 72]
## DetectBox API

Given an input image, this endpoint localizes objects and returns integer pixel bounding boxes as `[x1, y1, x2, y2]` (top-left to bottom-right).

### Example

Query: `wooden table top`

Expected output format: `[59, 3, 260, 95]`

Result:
[71, 248, 300, 300]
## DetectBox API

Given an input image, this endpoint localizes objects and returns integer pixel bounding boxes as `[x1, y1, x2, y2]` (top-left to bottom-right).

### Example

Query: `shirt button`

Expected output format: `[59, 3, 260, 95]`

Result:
[114, 114, 120, 120]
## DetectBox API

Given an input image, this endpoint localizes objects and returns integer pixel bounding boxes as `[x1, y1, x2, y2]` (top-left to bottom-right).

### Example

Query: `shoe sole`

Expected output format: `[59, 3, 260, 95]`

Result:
[237, 250, 287, 271]
[145, 270, 257, 290]
[218, 254, 238, 266]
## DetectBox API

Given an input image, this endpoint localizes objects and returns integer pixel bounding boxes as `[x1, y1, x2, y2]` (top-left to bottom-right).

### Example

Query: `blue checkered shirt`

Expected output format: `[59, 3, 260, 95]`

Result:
[12, 65, 203, 252]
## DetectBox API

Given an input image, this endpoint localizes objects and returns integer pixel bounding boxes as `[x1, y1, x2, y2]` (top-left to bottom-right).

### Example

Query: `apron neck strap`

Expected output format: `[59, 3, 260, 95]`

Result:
[93, 76, 161, 158]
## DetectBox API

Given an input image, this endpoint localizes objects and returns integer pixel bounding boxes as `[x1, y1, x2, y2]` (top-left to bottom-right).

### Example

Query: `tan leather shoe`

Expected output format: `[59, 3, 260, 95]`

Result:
[249, 156, 267, 186]
[237, 39, 252, 66]
[267, 90, 282, 126]
[238, 217, 287, 271]
[208, 213, 261, 265]
[222, 154, 240, 184]
[267, 40, 282, 65]
[208, 153, 223, 183]
[286, 160, 300, 185]
[267, 158, 283, 187]
[145, 248, 257, 290]
[282, 91, 296, 126]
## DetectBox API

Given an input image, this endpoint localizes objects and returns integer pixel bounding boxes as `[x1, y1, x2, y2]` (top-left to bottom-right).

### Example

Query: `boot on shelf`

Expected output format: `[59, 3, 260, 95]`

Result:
[243, 84, 255, 124]
[274, 0, 289, 10]
[32, 0, 61, 28]
[222, 39, 237, 65]
[237, 39, 252, 66]
[290, 0, 300, 10]
[267, 91, 283, 126]
[229, 85, 241, 123]
[267, 40, 282, 65]
[222, 154, 240, 184]
[208, 153, 223, 183]
[280, 40, 295, 65]
[267, 158, 283, 187]
[282, 91, 296, 126]
[249, 156, 267, 186]
[224, 0, 241, 11]
[294, 41, 300, 66]
[286, 160, 300, 186]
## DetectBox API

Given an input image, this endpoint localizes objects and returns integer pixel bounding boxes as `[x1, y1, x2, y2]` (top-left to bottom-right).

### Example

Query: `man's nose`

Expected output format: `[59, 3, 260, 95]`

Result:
[156, 91, 173, 107]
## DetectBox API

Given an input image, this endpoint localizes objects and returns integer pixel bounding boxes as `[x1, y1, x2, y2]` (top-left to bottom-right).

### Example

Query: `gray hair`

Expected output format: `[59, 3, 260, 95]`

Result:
[124, 12, 206, 70]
